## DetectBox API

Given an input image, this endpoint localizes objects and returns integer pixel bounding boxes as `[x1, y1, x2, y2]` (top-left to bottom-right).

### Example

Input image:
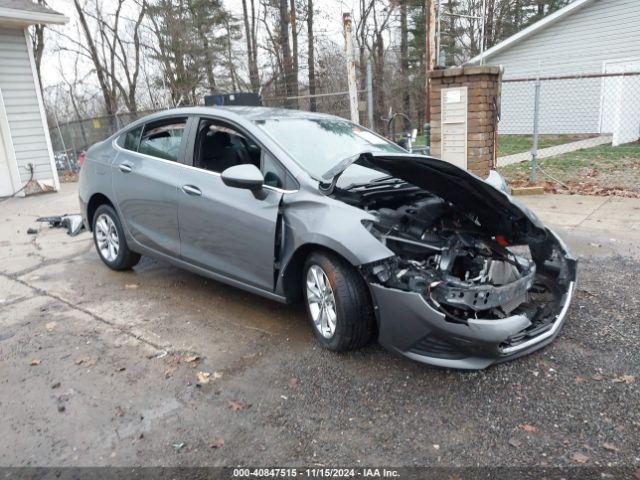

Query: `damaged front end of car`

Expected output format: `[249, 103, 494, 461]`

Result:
[326, 153, 577, 369]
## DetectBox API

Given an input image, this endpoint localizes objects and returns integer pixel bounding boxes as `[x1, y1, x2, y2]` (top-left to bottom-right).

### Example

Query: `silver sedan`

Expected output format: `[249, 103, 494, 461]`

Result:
[79, 107, 576, 369]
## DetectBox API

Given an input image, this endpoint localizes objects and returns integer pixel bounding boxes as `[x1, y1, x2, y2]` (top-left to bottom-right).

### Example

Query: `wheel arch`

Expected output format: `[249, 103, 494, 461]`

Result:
[279, 242, 362, 304]
[86, 193, 115, 231]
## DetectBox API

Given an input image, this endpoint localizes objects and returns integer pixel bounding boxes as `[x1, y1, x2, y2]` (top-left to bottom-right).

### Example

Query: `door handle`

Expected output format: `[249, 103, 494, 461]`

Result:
[181, 185, 202, 196]
[119, 163, 132, 173]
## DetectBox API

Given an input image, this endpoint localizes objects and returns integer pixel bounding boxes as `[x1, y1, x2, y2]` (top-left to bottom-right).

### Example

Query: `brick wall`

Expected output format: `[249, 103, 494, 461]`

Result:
[429, 66, 501, 177]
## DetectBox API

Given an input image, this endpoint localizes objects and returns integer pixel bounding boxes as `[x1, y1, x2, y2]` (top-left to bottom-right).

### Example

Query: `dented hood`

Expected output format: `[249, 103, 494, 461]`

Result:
[326, 152, 547, 242]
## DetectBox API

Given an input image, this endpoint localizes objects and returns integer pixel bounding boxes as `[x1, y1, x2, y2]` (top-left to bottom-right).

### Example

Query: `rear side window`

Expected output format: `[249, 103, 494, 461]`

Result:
[138, 119, 187, 161]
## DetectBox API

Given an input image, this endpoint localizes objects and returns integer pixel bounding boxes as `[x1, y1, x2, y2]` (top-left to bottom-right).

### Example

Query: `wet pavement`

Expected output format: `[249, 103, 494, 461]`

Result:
[0, 184, 638, 467]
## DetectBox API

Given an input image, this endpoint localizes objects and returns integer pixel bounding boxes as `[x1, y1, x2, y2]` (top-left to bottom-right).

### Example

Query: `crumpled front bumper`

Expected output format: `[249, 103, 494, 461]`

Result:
[370, 230, 577, 370]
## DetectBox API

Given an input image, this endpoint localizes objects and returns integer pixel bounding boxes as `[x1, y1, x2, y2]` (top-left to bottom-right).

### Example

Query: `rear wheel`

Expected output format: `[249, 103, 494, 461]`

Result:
[92, 204, 140, 270]
[303, 251, 375, 351]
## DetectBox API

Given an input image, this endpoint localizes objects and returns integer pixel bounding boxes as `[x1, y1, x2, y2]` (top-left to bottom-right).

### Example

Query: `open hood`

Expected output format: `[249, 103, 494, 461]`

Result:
[324, 152, 547, 243]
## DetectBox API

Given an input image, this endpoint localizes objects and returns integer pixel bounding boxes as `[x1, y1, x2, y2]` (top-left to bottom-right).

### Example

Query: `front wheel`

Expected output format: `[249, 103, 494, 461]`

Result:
[303, 251, 375, 352]
[92, 204, 140, 270]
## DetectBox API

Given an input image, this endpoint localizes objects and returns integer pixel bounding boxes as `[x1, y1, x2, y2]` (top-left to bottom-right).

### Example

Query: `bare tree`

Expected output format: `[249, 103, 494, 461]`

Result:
[279, 0, 296, 107]
[290, 0, 299, 100]
[30, 0, 49, 93]
[400, 0, 410, 114]
[72, 0, 119, 117]
[306, 0, 316, 111]
[241, 0, 260, 92]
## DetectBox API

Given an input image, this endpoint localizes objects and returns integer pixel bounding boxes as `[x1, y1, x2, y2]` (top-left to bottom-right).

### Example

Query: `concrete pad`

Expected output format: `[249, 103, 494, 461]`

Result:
[520, 194, 608, 214]
[0, 276, 33, 305]
[0, 183, 88, 276]
[528, 211, 589, 228]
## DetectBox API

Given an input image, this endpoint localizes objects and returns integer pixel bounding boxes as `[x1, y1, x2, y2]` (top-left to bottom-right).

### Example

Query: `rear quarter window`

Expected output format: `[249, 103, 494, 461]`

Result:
[119, 126, 143, 152]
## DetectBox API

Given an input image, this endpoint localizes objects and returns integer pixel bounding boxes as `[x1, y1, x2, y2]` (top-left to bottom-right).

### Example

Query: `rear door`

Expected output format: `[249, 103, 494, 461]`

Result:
[112, 117, 189, 257]
[177, 117, 295, 291]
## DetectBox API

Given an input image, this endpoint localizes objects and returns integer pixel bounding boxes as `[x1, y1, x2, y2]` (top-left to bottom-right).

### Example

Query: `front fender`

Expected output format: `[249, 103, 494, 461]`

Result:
[276, 191, 394, 296]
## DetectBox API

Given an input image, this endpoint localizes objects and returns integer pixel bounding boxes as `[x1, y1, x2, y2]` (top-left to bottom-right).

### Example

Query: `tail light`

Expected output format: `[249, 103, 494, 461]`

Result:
[78, 151, 86, 167]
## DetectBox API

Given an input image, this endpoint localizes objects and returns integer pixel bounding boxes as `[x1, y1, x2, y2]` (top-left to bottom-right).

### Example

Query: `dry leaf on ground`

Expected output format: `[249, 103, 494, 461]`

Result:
[228, 399, 250, 411]
[521, 423, 537, 433]
[30, 359, 41, 366]
[571, 452, 589, 464]
[209, 437, 225, 449]
[288, 377, 300, 389]
[75, 357, 96, 367]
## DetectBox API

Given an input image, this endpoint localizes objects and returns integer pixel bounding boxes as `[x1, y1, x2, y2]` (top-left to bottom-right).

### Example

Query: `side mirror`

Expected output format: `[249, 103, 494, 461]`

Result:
[221, 164, 264, 191]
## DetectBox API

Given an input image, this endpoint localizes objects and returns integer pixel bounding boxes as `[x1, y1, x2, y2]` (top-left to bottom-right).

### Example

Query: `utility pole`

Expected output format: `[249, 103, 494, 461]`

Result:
[366, 59, 374, 129]
[425, 0, 436, 145]
[480, 0, 487, 65]
[343, 12, 359, 124]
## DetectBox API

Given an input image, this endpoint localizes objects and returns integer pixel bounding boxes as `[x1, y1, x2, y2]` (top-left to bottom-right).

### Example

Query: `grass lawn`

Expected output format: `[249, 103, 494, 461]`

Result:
[497, 134, 593, 157]
[413, 134, 589, 154]
[498, 142, 640, 196]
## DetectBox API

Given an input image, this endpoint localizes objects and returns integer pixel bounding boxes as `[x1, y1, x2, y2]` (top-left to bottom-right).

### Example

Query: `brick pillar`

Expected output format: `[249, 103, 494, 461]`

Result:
[428, 66, 501, 177]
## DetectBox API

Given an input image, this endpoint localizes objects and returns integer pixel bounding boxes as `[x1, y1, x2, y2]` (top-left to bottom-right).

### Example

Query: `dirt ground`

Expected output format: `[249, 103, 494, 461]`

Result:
[1, 184, 639, 468]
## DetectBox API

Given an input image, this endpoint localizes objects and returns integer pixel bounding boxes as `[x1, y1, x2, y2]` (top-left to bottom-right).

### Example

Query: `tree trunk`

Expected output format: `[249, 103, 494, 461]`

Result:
[242, 0, 260, 92]
[225, 19, 238, 91]
[290, 0, 299, 104]
[201, 31, 217, 93]
[373, 32, 385, 132]
[32, 23, 45, 93]
[279, 0, 295, 107]
[400, 0, 410, 115]
[307, 0, 316, 111]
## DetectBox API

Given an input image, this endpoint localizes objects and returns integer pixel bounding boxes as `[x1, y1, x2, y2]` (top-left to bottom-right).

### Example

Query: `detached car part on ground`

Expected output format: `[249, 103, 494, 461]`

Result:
[78, 107, 576, 369]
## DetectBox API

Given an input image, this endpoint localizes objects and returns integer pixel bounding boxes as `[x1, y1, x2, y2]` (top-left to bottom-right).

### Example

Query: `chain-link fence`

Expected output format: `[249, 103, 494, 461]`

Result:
[497, 71, 640, 195]
[262, 88, 372, 128]
[49, 110, 156, 172]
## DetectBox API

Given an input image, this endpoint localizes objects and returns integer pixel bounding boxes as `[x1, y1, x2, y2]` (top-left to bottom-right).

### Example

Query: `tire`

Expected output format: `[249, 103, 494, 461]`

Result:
[92, 204, 140, 270]
[303, 251, 375, 352]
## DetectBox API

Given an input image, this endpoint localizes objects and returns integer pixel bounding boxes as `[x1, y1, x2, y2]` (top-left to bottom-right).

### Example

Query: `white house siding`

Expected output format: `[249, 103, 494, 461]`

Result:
[485, 0, 640, 135]
[0, 26, 56, 185]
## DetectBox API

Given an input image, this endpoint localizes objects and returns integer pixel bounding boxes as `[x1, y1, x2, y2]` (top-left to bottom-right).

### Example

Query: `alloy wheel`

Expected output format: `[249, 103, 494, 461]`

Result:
[306, 264, 337, 339]
[95, 213, 120, 262]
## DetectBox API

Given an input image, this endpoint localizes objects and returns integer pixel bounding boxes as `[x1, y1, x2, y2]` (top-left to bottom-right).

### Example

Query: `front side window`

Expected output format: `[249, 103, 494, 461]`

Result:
[193, 118, 261, 173]
[137, 118, 187, 161]
[254, 118, 404, 179]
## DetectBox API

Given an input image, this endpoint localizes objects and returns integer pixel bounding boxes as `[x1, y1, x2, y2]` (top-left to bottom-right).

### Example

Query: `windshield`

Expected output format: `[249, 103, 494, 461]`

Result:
[254, 117, 404, 179]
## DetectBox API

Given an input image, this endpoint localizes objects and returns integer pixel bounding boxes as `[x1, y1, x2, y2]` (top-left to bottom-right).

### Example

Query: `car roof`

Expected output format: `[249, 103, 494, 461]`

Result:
[138, 106, 341, 123]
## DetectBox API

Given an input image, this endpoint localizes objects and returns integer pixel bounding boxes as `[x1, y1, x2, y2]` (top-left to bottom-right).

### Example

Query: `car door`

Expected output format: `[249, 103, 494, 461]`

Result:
[112, 117, 189, 257]
[177, 117, 294, 291]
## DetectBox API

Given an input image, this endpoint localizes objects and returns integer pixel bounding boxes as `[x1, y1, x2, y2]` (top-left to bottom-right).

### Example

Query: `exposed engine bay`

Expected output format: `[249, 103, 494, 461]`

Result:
[333, 178, 570, 331]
